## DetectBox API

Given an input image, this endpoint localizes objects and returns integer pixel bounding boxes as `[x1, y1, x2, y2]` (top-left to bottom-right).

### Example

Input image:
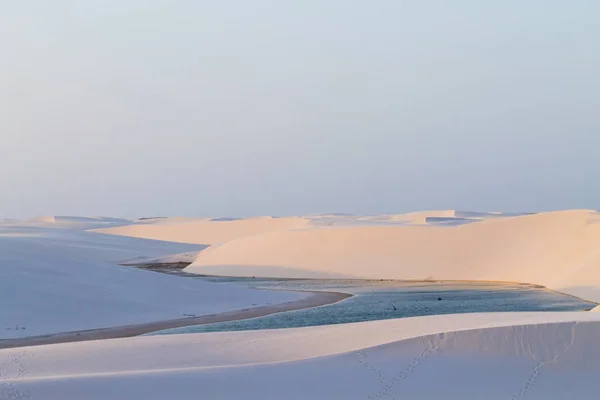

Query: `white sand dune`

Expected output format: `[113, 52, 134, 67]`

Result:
[0, 225, 305, 339]
[303, 210, 495, 227]
[2, 312, 600, 399]
[188, 210, 600, 303]
[89, 210, 600, 303]
[92, 210, 522, 245]
[351, 210, 528, 226]
[133, 217, 212, 225]
[379, 209, 460, 224]
[94, 216, 312, 245]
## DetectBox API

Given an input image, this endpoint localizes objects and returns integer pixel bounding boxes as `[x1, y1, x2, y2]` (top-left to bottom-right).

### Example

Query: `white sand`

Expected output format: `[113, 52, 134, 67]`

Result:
[2, 312, 600, 399]
[186, 210, 600, 303]
[93, 216, 312, 244]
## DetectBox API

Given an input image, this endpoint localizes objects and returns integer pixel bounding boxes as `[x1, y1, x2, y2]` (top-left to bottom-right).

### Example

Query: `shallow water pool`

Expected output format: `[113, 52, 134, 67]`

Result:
[151, 278, 595, 335]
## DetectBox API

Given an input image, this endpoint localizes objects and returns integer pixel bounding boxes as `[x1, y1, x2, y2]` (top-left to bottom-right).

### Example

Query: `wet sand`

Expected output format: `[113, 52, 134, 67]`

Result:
[0, 290, 351, 350]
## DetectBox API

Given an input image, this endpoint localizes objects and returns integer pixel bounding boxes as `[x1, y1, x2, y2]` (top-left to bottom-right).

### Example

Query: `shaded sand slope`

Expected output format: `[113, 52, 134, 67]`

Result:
[94, 216, 311, 244]
[0, 226, 304, 339]
[188, 210, 600, 302]
[3, 312, 600, 399]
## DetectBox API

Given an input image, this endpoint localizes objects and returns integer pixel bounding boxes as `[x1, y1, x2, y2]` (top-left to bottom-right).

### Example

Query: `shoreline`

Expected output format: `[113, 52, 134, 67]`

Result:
[121, 261, 599, 307]
[0, 290, 351, 350]
[1, 278, 594, 351]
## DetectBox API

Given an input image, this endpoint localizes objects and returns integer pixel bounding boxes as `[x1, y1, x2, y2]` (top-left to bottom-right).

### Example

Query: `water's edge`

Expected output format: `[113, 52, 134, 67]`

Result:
[0, 290, 351, 350]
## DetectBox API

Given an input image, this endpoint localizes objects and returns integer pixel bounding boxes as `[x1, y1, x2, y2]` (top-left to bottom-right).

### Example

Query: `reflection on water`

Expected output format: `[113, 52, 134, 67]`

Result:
[152, 278, 595, 335]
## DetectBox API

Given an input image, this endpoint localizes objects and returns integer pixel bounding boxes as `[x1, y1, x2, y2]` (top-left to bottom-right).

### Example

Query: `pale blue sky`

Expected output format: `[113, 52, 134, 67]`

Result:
[2, 1, 599, 218]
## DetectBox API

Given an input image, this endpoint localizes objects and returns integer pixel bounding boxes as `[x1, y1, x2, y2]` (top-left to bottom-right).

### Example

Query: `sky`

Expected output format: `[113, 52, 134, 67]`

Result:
[1, 1, 599, 218]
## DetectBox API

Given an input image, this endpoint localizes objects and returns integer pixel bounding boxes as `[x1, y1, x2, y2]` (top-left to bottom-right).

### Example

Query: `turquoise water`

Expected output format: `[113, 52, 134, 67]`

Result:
[151, 278, 595, 335]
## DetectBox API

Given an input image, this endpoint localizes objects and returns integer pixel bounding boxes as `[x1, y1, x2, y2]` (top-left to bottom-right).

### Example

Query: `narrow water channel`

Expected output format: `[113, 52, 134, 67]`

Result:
[150, 277, 595, 335]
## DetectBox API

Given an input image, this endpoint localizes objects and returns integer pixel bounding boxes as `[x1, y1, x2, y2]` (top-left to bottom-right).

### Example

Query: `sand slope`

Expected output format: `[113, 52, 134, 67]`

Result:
[3, 312, 600, 399]
[188, 210, 600, 302]
[0, 225, 304, 339]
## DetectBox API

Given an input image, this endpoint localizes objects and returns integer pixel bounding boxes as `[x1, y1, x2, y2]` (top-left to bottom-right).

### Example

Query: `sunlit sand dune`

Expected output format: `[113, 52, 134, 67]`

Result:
[188, 210, 600, 302]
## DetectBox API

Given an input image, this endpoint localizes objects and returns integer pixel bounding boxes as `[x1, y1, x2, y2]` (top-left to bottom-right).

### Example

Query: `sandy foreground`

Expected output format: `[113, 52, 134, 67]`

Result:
[3, 312, 600, 399]
[0, 290, 349, 350]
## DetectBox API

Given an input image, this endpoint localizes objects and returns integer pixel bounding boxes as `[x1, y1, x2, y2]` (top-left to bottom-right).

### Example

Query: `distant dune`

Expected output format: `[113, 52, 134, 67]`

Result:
[89, 210, 600, 303]
[93, 216, 312, 244]
[93, 210, 518, 244]
[186, 210, 600, 303]
[1, 216, 134, 230]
